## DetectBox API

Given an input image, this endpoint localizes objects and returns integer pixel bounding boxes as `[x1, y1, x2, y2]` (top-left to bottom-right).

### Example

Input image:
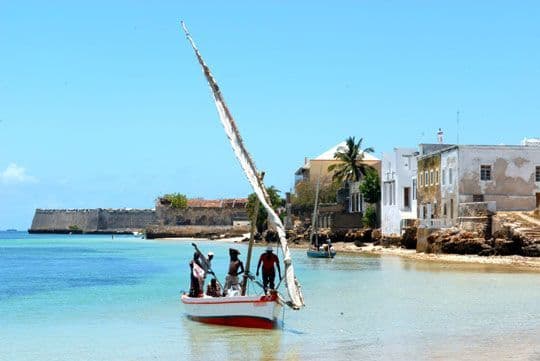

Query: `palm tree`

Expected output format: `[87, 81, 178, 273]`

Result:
[328, 137, 375, 183]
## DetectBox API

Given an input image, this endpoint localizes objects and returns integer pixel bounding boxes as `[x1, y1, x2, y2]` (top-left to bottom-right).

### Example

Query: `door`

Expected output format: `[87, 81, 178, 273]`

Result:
[403, 187, 410, 210]
[536, 193, 540, 209]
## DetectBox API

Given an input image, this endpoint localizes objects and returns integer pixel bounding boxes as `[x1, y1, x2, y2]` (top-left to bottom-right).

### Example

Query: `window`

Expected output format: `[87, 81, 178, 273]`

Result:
[425, 171, 428, 186]
[384, 181, 395, 205]
[449, 168, 453, 184]
[436, 170, 439, 184]
[480, 165, 492, 181]
[412, 179, 417, 200]
[450, 199, 454, 218]
[536, 166, 540, 182]
[442, 169, 446, 185]
[403, 187, 411, 209]
[443, 203, 447, 216]
[430, 170, 434, 185]
[473, 194, 484, 202]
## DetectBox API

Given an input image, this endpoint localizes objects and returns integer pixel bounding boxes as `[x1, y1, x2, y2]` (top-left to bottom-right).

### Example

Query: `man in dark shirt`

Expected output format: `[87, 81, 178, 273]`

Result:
[256, 246, 282, 293]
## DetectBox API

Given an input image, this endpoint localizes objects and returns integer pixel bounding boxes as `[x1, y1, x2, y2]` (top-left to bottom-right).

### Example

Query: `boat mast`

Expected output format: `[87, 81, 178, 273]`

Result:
[242, 172, 264, 296]
[180, 21, 304, 309]
[309, 172, 322, 248]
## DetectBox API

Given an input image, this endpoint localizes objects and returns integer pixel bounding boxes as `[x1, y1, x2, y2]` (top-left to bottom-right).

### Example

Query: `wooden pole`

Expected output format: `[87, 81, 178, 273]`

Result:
[242, 172, 264, 295]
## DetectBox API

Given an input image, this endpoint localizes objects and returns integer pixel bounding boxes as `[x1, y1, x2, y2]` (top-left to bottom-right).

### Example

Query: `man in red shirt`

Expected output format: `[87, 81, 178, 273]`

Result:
[256, 246, 282, 293]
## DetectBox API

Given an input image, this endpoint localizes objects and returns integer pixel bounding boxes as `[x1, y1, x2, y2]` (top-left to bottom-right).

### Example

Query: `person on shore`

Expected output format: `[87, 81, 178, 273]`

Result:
[223, 248, 244, 296]
[206, 278, 221, 297]
[256, 246, 282, 294]
[189, 253, 205, 297]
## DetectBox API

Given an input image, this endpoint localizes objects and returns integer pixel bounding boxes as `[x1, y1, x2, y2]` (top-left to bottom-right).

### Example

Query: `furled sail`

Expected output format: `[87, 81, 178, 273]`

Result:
[180, 21, 304, 309]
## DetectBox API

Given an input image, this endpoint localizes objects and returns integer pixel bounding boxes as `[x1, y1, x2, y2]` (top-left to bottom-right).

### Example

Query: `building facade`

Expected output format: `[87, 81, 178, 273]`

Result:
[417, 144, 540, 227]
[294, 141, 381, 186]
[381, 148, 418, 236]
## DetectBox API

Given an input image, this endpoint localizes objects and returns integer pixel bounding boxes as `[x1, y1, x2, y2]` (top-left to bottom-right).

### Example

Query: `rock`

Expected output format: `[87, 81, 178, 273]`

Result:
[381, 236, 401, 247]
[441, 237, 488, 255]
[493, 238, 518, 256]
[372, 229, 382, 242]
[401, 226, 417, 249]
[522, 244, 540, 257]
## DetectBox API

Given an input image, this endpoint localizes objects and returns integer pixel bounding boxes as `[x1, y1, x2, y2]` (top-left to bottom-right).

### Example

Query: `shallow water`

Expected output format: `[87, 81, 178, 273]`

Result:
[1, 232, 539, 361]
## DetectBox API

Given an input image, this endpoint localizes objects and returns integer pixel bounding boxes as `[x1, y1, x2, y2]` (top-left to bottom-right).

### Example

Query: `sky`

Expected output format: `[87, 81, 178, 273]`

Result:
[1, 1, 539, 229]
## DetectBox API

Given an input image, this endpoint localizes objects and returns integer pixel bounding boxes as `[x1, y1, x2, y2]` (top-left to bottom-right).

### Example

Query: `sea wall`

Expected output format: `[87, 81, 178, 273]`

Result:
[29, 204, 249, 237]
[145, 224, 250, 239]
[29, 209, 156, 234]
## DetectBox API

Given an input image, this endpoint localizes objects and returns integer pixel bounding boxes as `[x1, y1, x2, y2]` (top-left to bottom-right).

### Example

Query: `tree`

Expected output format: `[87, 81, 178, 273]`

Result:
[291, 180, 340, 212]
[162, 193, 188, 209]
[246, 186, 283, 232]
[363, 205, 377, 228]
[359, 168, 381, 204]
[328, 137, 375, 183]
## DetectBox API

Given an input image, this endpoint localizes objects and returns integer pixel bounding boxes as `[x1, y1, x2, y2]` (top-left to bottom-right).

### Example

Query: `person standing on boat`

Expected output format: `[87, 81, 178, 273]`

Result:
[223, 248, 244, 295]
[189, 253, 205, 297]
[256, 246, 282, 294]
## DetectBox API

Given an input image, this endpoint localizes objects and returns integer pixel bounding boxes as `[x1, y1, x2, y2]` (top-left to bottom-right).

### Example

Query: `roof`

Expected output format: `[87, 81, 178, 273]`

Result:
[314, 141, 380, 161]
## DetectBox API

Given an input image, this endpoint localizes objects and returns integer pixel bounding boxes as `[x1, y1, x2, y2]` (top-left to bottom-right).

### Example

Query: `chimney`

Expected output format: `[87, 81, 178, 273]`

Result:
[437, 128, 444, 144]
[304, 157, 308, 165]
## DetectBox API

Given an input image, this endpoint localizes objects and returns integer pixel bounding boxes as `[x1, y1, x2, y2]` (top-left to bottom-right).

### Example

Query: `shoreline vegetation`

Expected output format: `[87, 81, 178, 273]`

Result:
[159, 234, 540, 271]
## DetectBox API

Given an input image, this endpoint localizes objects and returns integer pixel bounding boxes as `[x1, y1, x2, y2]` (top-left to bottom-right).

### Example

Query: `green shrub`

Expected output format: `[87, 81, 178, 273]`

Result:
[363, 206, 377, 228]
[68, 225, 81, 231]
[163, 193, 188, 209]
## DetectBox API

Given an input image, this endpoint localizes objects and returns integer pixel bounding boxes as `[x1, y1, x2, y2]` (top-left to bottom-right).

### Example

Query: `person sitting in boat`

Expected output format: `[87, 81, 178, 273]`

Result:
[223, 248, 244, 296]
[256, 245, 282, 294]
[189, 253, 205, 297]
[327, 239, 335, 253]
[205, 278, 221, 297]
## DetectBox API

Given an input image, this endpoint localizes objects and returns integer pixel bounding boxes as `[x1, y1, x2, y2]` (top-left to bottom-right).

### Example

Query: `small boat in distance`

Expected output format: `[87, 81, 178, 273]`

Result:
[5, 229, 17, 232]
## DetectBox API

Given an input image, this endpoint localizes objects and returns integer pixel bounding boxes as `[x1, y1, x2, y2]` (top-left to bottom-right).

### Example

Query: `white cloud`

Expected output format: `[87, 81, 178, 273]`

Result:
[0, 163, 37, 184]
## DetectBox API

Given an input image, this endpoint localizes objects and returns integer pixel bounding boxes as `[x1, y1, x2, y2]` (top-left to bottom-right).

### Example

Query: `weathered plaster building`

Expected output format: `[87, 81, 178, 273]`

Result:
[417, 144, 540, 227]
[381, 148, 418, 236]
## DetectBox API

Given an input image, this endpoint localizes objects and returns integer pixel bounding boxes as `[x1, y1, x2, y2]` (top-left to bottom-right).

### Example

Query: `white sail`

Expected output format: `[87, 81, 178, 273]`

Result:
[180, 22, 304, 309]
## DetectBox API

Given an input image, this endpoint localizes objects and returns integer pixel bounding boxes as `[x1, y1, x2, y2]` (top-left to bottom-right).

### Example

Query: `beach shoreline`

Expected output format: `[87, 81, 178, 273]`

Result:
[158, 235, 540, 271]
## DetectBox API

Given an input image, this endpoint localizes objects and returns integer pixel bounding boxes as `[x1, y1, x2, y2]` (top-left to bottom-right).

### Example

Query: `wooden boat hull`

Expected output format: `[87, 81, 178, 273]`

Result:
[306, 249, 336, 258]
[181, 293, 282, 329]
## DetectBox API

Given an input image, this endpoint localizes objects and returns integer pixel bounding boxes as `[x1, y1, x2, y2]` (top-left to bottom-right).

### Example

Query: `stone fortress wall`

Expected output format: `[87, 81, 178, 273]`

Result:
[28, 200, 249, 236]
[29, 208, 157, 234]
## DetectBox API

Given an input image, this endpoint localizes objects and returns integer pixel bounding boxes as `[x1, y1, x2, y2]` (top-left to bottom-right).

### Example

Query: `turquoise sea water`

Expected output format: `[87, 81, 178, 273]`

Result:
[1, 232, 539, 361]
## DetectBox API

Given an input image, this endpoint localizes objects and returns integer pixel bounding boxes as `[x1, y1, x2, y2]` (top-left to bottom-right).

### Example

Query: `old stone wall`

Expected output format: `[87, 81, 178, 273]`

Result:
[29, 209, 156, 233]
[155, 204, 248, 227]
[97, 209, 157, 232]
[331, 213, 363, 230]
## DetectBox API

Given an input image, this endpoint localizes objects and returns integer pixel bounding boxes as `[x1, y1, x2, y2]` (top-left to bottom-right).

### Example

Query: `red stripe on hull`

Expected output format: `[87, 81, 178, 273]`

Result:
[188, 315, 276, 329]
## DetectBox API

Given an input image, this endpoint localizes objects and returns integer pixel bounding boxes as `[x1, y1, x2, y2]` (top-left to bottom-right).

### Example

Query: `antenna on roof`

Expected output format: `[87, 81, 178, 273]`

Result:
[456, 110, 460, 145]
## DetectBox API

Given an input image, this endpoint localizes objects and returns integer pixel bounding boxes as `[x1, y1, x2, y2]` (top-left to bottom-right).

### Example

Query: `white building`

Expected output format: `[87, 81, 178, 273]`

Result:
[381, 148, 418, 236]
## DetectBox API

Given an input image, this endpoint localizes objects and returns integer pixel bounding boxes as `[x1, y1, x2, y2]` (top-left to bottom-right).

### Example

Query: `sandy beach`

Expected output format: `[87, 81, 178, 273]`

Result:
[158, 234, 540, 271]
